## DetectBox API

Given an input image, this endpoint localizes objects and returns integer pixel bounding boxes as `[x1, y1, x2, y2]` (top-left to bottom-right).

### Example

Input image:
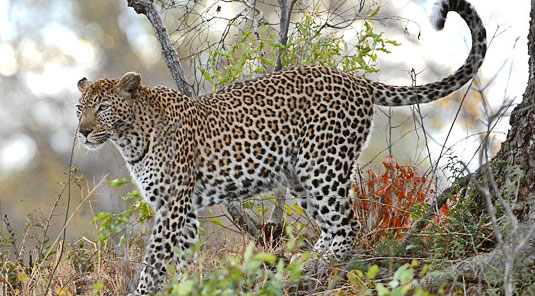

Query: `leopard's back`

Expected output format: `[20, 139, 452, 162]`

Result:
[191, 66, 374, 208]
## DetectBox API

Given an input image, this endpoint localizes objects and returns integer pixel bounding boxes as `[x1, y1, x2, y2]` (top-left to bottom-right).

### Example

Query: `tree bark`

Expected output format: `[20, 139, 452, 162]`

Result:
[491, 1, 535, 215]
[275, 0, 297, 71]
[127, 0, 193, 97]
[419, 1, 535, 289]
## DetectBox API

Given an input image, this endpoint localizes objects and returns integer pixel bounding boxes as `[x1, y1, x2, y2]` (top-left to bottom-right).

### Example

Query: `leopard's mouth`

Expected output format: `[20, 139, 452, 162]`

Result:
[79, 134, 109, 150]
[83, 140, 104, 150]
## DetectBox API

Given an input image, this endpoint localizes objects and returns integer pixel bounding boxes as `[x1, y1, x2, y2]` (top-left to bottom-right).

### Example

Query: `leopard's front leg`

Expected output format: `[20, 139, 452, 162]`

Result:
[134, 196, 199, 295]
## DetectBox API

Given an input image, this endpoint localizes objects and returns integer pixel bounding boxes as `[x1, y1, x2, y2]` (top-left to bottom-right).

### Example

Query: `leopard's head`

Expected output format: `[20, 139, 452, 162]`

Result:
[76, 72, 141, 150]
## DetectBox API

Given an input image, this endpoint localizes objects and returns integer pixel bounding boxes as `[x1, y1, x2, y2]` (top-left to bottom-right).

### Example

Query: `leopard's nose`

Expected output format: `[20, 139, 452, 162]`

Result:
[79, 128, 93, 137]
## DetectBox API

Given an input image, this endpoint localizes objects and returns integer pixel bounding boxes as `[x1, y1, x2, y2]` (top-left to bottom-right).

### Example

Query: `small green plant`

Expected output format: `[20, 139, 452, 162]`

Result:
[199, 30, 276, 89]
[346, 260, 438, 295]
[92, 177, 154, 245]
[282, 5, 399, 74]
[200, 3, 399, 90]
[422, 160, 524, 265]
[165, 226, 309, 296]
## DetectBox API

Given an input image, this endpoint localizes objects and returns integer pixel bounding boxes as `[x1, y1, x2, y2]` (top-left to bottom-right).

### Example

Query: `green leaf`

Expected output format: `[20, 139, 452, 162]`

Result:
[391, 287, 404, 296]
[199, 68, 214, 84]
[367, 264, 380, 280]
[401, 283, 413, 294]
[292, 203, 304, 215]
[253, 252, 276, 264]
[243, 200, 253, 209]
[17, 272, 28, 284]
[375, 283, 389, 296]
[393, 264, 413, 285]
[91, 280, 104, 295]
[244, 242, 255, 262]
[93, 212, 112, 222]
[217, 50, 231, 57]
[260, 56, 276, 67]
[108, 177, 130, 187]
[419, 264, 432, 277]
[246, 260, 263, 271]
[208, 217, 224, 227]
[176, 279, 195, 296]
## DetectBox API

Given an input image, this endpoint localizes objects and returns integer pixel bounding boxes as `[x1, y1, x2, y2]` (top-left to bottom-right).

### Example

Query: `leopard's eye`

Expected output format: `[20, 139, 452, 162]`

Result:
[97, 103, 111, 112]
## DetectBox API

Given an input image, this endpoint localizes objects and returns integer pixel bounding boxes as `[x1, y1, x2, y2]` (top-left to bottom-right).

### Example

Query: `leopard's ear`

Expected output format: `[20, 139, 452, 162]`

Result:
[77, 77, 91, 92]
[116, 72, 142, 99]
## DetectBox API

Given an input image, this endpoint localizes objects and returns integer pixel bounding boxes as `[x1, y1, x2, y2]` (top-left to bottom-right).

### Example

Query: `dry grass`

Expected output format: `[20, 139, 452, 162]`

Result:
[3, 157, 522, 295]
[0, 175, 144, 296]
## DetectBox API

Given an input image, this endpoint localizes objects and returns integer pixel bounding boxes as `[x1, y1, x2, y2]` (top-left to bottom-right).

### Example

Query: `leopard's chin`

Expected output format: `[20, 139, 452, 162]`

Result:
[83, 141, 104, 150]
[81, 138, 107, 151]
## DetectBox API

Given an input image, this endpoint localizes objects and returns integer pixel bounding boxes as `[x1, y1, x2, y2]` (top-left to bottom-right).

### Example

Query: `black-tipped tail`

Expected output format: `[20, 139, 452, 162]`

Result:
[373, 0, 486, 106]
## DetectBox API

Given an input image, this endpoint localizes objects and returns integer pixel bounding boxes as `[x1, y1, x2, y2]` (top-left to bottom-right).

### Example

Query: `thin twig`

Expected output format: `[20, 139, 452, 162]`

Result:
[44, 123, 78, 295]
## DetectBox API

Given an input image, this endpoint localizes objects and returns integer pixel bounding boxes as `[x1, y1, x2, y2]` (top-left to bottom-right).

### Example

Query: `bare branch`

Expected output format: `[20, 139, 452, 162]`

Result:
[422, 226, 535, 290]
[275, 0, 297, 71]
[268, 189, 286, 226]
[2, 215, 23, 267]
[127, 0, 194, 97]
[239, 0, 265, 36]
[227, 201, 260, 238]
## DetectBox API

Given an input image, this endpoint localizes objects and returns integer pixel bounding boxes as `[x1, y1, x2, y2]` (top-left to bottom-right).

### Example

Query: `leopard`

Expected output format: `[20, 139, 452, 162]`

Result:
[75, 0, 486, 294]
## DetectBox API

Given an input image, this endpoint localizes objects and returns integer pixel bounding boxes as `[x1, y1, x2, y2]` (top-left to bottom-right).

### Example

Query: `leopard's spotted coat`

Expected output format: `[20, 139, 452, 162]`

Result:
[76, 0, 486, 294]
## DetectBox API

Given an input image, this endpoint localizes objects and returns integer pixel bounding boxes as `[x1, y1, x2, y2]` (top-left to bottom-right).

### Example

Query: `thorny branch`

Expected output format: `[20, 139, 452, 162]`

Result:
[2, 215, 23, 267]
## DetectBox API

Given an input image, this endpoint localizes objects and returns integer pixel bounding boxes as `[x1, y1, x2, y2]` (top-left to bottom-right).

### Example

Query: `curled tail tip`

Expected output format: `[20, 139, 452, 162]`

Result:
[430, 0, 449, 30]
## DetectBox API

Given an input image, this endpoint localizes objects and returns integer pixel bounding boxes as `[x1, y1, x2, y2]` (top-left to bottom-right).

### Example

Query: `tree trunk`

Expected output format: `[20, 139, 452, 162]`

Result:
[491, 0, 535, 217]
[421, 1, 535, 289]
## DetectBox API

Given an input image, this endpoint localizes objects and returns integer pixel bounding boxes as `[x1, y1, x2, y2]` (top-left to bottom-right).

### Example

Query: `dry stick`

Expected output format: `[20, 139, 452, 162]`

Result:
[35, 175, 108, 292]
[239, 0, 265, 38]
[44, 124, 78, 295]
[2, 215, 22, 267]
[267, 189, 286, 227]
[400, 77, 475, 244]
[421, 99, 535, 291]
[265, 0, 297, 239]
[227, 201, 260, 238]
[0, 196, 5, 296]
[260, 188, 287, 247]
[409, 68, 439, 199]
[126, 0, 262, 239]
[414, 28, 505, 222]
[421, 159, 535, 291]
[40, 169, 79, 258]
[403, 86, 515, 246]
[476, 105, 530, 296]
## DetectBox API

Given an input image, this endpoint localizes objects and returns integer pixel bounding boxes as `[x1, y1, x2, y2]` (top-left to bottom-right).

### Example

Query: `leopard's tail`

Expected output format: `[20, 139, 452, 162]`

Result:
[372, 0, 486, 106]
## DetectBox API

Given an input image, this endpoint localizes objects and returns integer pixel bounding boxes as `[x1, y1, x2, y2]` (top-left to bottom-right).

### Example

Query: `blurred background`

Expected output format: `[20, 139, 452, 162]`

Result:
[0, 0, 529, 243]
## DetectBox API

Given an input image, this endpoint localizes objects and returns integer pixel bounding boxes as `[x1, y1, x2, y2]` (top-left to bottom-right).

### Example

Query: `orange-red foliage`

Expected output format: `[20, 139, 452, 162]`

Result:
[352, 156, 449, 247]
